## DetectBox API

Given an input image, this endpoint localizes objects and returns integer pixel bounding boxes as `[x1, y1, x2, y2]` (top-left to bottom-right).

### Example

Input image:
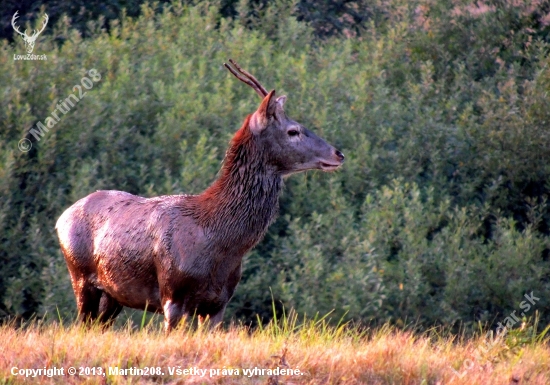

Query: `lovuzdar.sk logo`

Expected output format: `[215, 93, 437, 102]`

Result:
[12, 11, 48, 61]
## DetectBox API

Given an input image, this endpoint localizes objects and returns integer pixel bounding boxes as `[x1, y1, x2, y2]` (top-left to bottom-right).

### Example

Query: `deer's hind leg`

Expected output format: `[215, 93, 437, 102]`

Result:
[98, 292, 123, 327]
[72, 278, 122, 328]
[73, 278, 103, 325]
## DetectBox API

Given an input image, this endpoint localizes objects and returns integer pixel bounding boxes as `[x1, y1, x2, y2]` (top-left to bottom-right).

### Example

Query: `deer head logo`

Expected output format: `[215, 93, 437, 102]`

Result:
[12, 11, 49, 54]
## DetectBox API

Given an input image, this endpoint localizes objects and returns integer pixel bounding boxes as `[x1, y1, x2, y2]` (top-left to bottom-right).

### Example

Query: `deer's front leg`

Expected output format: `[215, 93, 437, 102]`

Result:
[200, 265, 241, 329]
[198, 304, 227, 330]
[163, 299, 186, 334]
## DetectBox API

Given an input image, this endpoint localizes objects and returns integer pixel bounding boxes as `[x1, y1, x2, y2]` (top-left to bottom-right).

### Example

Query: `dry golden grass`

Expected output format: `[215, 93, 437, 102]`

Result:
[1, 316, 549, 385]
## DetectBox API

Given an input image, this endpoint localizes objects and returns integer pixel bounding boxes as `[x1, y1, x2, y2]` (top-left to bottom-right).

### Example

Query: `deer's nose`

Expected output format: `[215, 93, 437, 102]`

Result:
[335, 150, 345, 162]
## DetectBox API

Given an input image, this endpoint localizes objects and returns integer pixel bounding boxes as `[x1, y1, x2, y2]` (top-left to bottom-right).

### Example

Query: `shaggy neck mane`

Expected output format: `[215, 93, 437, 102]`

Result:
[187, 116, 282, 251]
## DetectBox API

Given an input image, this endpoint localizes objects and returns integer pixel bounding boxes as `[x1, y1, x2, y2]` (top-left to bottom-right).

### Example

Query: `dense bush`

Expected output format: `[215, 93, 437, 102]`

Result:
[0, 0, 388, 42]
[1, 0, 549, 332]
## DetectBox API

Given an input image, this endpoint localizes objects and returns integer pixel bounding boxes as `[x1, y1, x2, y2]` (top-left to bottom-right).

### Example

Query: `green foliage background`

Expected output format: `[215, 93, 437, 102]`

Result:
[1, 0, 550, 331]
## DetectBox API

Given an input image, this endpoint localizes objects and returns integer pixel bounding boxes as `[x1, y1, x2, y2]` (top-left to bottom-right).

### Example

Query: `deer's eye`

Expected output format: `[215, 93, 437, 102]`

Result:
[288, 129, 300, 137]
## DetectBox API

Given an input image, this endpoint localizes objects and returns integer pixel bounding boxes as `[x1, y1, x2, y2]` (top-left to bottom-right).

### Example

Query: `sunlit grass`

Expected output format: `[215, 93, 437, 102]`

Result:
[1, 312, 549, 384]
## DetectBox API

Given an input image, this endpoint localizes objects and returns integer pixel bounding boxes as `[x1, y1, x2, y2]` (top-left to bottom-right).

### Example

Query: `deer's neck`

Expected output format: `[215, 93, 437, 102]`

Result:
[190, 126, 282, 253]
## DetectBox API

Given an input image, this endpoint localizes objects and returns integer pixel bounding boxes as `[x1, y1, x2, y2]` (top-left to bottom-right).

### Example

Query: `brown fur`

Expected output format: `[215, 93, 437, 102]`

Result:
[56, 84, 344, 332]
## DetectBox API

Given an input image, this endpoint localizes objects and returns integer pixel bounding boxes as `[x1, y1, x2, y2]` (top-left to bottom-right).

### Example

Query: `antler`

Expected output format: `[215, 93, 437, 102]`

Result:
[11, 11, 49, 38]
[11, 11, 26, 38]
[32, 13, 49, 38]
[224, 59, 268, 98]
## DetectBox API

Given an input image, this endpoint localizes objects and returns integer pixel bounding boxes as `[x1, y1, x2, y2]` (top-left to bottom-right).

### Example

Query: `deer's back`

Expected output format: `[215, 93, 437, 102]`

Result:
[56, 190, 210, 310]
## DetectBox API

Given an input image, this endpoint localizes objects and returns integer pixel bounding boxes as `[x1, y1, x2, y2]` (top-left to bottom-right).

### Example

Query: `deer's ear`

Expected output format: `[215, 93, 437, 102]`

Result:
[250, 90, 277, 133]
[276, 95, 286, 111]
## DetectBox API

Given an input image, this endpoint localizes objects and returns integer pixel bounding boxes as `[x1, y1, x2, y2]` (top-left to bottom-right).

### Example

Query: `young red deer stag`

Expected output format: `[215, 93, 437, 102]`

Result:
[56, 60, 345, 332]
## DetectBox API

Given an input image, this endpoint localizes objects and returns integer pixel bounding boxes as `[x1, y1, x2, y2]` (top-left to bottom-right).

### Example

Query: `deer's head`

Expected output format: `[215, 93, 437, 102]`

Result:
[12, 11, 49, 54]
[225, 60, 344, 176]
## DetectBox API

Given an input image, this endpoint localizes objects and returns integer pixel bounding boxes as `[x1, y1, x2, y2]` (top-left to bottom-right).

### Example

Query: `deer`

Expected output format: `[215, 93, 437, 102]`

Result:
[56, 60, 345, 332]
[12, 11, 49, 54]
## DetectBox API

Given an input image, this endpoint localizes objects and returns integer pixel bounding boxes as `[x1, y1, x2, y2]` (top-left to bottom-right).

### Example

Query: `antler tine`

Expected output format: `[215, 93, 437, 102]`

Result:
[31, 13, 49, 37]
[38, 14, 49, 34]
[224, 59, 268, 98]
[229, 59, 268, 96]
[11, 11, 25, 36]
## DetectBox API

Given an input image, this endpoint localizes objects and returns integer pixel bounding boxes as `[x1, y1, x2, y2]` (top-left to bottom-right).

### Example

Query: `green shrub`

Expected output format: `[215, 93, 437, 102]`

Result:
[1, 0, 549, 332]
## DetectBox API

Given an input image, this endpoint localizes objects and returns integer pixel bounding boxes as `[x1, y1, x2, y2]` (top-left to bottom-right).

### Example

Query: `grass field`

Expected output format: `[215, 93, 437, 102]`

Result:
[1, 314, 549, 385]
